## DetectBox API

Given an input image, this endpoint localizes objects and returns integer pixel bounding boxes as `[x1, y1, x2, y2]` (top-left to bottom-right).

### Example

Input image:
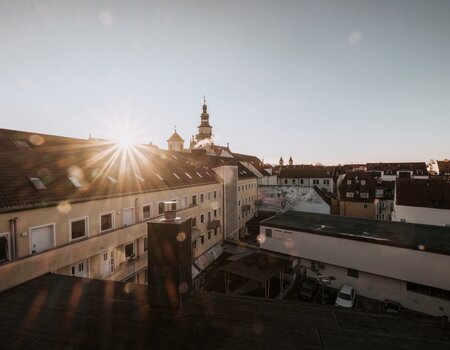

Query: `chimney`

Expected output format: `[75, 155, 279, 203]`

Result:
[147, 205, 192, 311]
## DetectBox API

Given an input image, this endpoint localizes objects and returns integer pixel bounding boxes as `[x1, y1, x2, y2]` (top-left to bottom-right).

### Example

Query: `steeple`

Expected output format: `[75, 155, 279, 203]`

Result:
[289, 156, 293, 166]
[279, 157, 284, 166]
[191, 97, 214, 152]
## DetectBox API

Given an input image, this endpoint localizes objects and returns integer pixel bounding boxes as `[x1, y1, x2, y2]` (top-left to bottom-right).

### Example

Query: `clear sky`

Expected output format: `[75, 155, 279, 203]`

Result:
[1, 0, 449, 165]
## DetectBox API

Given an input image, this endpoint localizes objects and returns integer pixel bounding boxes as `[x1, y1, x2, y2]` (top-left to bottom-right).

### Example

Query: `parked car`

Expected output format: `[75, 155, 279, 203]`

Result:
[382, 299, 402, 313]
[297, 278, 319, 301]
[335, 285, 356, 308]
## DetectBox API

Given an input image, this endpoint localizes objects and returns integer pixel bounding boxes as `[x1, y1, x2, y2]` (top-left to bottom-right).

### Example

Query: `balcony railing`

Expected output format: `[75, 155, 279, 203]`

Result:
[207, 220, 221, 230]
[102, 253, 148, 282]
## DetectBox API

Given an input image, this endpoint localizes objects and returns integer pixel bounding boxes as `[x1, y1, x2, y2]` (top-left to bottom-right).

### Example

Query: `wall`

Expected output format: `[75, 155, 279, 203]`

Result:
[340, 201, 376, 218]
[393, 204, 450, 226]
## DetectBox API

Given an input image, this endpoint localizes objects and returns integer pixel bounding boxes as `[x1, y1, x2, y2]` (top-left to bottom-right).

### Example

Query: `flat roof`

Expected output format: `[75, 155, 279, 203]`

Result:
[0, 274, 449, 349]
[261, 211, 450, 256]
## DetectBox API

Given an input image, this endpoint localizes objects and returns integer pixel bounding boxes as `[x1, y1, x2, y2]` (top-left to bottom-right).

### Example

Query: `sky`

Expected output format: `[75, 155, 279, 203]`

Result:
[1, 0, 450, 165]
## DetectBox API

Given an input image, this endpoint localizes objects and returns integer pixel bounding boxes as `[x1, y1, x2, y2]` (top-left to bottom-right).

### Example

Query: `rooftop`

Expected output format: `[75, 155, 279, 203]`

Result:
[396, 177, 450, 209]
[0, 274, 449, 349]
[261, 211, 450, 256]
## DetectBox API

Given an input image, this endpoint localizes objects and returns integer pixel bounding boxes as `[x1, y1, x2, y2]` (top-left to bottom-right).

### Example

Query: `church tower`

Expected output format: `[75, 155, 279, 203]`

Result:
[192, 97, 214, 152]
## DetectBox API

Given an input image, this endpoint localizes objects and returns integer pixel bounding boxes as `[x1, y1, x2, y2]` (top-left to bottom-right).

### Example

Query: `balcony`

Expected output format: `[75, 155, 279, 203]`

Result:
[242, 204, 251, 212]
[207, 220, 221, 230]
[105, 253, 148, 282]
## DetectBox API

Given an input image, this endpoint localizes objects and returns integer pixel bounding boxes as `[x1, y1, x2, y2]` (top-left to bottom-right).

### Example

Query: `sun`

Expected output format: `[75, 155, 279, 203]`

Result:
[117, 133, 135, 150]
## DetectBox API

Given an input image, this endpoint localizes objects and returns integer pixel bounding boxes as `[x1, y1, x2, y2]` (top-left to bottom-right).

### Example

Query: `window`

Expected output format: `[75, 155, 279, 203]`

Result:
[182, 196, 188, 208]
[192, 240, 197, 249]
[300, 179, 304, 185]
[284, 179, 288, 184]
[158, 202, 164, 215]
[142, 204, 151, 220]
[238, 200, 241, 206]
[346, 192, 354, 198]
[207, 192, 211, 200]
[292, 179, 296, 184]
[30, 224, 55, 253]
[407, 282, 450, 301]
[143, 237, 148, 252]
[364, 204, 368, 209]
[185, 172, 192, 179]
[200, 214, 205, 224]
[238, 186, 241, 192]
[192, 195, 197, 206]
[347, 269, 359, 278]
[360, 193, 369, 199]
[123, 207, 135, 226]
[313, 179, 319, 185]
[208, 211, 211, 222]
[0, 233, 10, 263]
[14, 139, 30, 148]
[71, 217, 88, 241]
[100, 212, 114, 232]
[125, 243, 134, 259]
[361, 180, 366, 186]
[323, 179, 330, 185]
[208, 231, 211, 240]
[214, 209, 217, 217]
[173, 172, 180, 180]
[265, 228, 272, 238]
[200, 235, 205, 244]
[214, 191, 217, 199]
[347, 179, 352, 185]
[192, 216, 197, 227]
[200, 193, 204, 203]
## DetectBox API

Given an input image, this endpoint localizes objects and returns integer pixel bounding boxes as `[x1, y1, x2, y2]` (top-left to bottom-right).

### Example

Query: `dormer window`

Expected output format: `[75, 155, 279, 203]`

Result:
[155, 173, 164, 181]
[107, 176, 117, 183]
[29, 177, 46, 190]
[347, 180, 352, 185]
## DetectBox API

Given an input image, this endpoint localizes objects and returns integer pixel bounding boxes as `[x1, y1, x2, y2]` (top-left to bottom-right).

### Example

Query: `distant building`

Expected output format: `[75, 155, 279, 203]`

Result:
[374, 180, 395, 221]
[338, 172, 376, 219]
[436, 159, 450, 176]
[393, 177, 450, 226]
[367, 162, 428, 181]
[278, 165, 334, 193]
[167, 128, 185, 152]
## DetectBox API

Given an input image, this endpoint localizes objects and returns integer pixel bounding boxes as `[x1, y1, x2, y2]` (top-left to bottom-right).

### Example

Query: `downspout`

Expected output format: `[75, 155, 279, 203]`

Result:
[9, 217, 18, 260]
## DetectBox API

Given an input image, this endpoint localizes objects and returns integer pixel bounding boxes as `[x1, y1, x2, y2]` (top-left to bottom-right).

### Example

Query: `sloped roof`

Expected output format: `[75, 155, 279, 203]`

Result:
[396, 177, 450, 209]
[437, 159, 450, 175]
[367, 162, 427, 175]
[166, 131, 184, 142]
[338, 172, 376, 203]
[0, 128, 219, 213]
[279, 165, 334, 179]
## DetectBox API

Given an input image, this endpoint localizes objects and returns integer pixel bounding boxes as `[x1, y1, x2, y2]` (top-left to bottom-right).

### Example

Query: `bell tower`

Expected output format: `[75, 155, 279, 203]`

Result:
[194, 97, 213, 149]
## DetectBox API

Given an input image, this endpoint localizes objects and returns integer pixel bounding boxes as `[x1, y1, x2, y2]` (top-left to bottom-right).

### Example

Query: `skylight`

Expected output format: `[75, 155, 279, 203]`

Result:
[107, 176, 117, 183]
[135, 174, 144, 182]
[196, 172, 203, 178]
[173, 173, 180, 180]
[68, 176, 82, 188]
[29, 177, 46, 190]
[155, 173, 164, 181]
[15, 140, 30, 148]
[185, 172, 192, 179]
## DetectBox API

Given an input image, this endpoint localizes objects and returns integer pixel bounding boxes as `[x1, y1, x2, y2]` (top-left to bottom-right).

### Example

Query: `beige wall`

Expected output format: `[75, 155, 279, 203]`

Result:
[237, 178, 258, 234]
[340, 201, 375, 218]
